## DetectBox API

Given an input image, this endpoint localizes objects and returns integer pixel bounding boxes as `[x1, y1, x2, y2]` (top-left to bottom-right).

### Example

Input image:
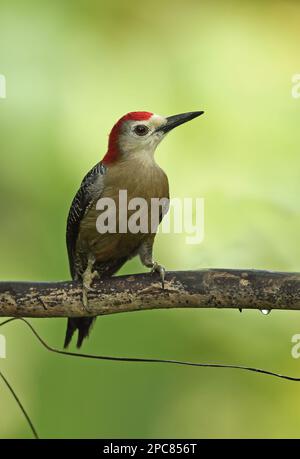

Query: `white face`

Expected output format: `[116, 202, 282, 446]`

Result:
[118, 114, 168, 158]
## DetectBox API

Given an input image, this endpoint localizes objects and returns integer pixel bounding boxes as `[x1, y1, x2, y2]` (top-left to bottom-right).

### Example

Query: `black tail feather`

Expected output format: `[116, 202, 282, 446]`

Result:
[64, 317, 96, 348]
[64, 258, 129, 348]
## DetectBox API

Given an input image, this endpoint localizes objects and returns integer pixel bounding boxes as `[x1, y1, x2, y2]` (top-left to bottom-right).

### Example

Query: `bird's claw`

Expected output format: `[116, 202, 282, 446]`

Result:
[82, 270, 99, 311]
[82, 288, 89, 311]
[83, 270, 99, 291]
[151, 262, 165, 290]
[83, 282, 95, 292]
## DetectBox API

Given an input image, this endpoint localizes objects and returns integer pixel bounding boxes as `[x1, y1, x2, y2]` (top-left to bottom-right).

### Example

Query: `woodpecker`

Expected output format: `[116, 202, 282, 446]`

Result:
[64, 110, 204, 348]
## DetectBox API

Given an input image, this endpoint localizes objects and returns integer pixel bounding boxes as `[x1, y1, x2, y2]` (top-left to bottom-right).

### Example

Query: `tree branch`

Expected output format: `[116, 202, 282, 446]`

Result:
[0, 269, 300, 318]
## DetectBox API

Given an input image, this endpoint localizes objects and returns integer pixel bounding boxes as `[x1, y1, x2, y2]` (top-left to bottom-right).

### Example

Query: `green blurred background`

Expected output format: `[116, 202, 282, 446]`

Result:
[1, 0, 300, 439]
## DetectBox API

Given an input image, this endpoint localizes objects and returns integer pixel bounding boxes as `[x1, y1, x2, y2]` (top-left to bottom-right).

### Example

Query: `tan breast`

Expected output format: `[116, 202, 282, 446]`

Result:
[77, 157, 169, 263]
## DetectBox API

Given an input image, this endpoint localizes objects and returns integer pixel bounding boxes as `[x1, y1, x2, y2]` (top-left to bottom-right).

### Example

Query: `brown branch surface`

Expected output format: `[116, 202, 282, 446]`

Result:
[0, 269, 300, 318]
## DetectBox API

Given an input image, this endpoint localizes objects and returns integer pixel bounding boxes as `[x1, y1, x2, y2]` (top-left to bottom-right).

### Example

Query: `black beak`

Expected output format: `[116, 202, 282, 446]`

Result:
[157, 111, 204, 134]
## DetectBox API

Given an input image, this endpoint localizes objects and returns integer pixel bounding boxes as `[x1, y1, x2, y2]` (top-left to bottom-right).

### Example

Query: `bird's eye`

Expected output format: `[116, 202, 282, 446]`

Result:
[133, 125, 149, 136]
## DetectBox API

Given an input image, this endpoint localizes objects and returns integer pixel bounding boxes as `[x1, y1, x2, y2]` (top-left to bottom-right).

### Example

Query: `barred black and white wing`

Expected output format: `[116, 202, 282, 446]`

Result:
[66, 162, 106, 279]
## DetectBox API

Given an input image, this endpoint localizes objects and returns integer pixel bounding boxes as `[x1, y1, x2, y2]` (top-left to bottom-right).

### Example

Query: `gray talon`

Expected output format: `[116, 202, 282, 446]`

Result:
[152, 262, 166, 290]
[82, 287, 89, 310]
[82, 262, 99, 312]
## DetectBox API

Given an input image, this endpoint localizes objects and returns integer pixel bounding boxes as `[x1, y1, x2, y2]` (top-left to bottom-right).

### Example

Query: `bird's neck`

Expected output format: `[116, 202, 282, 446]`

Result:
[103, 145, 159, 169]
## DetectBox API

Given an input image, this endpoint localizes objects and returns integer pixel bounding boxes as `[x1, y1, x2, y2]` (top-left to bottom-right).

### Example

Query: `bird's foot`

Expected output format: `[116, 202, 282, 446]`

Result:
[83, 270, 99, 291]
[151, 262, 166, 290]
[82, 287, 89, 310]
[82, 270, 99, 311]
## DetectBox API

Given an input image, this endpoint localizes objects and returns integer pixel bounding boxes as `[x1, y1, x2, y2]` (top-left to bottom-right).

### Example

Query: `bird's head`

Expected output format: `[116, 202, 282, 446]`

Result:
[102, 110, 204, 165]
